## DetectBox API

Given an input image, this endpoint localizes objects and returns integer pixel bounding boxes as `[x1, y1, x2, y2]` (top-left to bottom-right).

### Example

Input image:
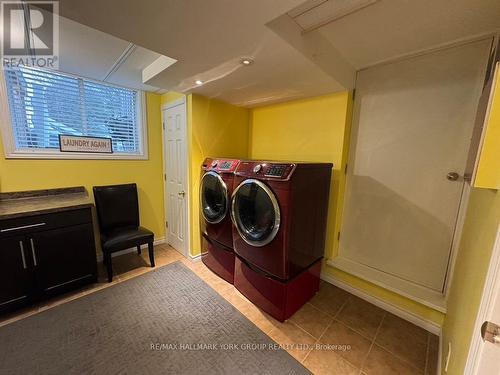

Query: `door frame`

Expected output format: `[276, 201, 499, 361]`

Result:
[161, 97, 190, 258]
[411, 37, 495, 303]
[332, 38, 492, 311]
[442, 183, 472, 300]
[464, 223, 500, 374]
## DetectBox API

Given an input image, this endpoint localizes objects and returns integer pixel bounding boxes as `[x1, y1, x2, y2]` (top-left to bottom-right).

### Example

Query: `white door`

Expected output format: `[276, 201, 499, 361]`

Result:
[162, 100, 188, 256]
[467, 225, 500, 375]
[338, 39, 491, 292]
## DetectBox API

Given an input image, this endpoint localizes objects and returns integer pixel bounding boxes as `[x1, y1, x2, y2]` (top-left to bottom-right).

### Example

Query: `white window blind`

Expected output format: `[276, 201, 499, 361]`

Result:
[3, 66, 143, 156]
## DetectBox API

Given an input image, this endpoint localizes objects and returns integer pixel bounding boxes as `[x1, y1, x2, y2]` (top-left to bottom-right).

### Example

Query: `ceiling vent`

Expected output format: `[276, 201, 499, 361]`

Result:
[288, 0, 379, 32]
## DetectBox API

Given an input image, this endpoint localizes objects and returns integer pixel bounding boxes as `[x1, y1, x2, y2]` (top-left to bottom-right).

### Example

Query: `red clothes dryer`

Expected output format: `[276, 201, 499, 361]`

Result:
[200, 158, 240, 283]
[231, 160, 332, 321]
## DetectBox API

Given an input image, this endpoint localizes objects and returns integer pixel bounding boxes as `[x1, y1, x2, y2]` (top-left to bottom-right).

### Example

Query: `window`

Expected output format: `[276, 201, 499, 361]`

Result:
[1, 66, 147, 159]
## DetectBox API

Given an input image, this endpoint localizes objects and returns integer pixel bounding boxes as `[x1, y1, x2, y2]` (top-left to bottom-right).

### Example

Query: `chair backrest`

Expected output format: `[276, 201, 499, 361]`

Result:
[93, 183, 140, 233]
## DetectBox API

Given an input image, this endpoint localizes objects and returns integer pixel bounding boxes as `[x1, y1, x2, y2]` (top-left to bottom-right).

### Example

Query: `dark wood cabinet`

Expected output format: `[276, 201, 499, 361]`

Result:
[0, 208, 97, 313]
[32, 223, 97, 297]
[0, 236, 33, 310]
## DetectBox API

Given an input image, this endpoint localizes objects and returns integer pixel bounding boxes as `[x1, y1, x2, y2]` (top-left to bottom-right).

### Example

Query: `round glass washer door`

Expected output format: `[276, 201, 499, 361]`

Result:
[200, 171, 228, 224]
[231, 179, 281, 247]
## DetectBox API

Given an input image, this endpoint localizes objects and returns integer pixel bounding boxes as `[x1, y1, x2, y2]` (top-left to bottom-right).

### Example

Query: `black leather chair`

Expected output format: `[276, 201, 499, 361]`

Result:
[93, 183, 155, 282]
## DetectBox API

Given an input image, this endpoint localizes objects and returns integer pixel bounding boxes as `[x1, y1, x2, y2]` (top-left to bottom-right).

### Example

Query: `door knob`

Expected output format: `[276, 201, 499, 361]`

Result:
[178, 191, 185, 197]
[481, 321, 500, 346]
[446, 172, 460, 181]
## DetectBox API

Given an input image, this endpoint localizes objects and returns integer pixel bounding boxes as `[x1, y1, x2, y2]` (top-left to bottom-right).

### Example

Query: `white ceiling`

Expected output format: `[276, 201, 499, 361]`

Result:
[18, 5, 164, 91]
[153, 31, 344, 107]
[54, 0, 500, 107]
[288, 0, 379, 32]
[104, 47, 163, 92]
[58, 15, 166, 92]
[56, 0, 345, 106]
[314, 0, 500, 69]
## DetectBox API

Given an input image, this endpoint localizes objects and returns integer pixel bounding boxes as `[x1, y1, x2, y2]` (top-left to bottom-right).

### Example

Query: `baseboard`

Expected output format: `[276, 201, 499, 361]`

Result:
[96, 237, 166, 261]
[438, 330, 443, 375]
[189, 253, 202, 262]
[320, 272, 442, 336]
[328, 257, 446, 312]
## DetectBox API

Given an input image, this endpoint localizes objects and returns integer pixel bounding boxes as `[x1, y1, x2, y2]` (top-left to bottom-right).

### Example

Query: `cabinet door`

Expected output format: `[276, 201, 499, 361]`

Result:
[0, 236, 33, 311]
[30, 224, 97, 296]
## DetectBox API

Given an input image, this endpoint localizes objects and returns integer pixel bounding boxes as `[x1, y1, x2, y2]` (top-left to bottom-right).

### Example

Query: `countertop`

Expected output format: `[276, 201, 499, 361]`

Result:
[0, 186, 93, 220]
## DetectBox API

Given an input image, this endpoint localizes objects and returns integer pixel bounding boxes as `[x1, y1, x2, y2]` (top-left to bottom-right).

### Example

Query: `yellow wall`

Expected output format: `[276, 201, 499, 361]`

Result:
[250, 92, 351, 259]
[161, 92, 250, 257]
[442, 188, 500, 374]
[442, 71, 500, 373]
[179, 88, 494, 335]
[161, 91, 185, 106]
[189, 94, 250, 255]
[249, 92, 445, 326]
[475, 63, 500, 189]
[0, 93, 165, 241]
[4, 82, 495, 359]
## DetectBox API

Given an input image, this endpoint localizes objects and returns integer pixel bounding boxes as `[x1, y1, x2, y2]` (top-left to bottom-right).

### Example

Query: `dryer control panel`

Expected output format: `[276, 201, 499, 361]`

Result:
[202, 158, 240, 173]
[235, 161, 295, 180]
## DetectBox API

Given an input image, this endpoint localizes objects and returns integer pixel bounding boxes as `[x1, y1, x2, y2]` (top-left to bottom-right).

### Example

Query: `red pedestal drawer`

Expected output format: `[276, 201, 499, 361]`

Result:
[201, 235, 235, 284]
[234, 256, 321, 321]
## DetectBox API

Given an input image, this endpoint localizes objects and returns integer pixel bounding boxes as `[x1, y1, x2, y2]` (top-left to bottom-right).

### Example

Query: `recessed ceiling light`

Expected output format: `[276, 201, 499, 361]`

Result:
[195, 80, 203, 85]
[241, 58, 254, 66]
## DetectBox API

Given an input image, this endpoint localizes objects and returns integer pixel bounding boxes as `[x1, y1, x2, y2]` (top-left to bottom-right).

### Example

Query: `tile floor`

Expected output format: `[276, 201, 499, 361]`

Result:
[0, 245, 439, 375]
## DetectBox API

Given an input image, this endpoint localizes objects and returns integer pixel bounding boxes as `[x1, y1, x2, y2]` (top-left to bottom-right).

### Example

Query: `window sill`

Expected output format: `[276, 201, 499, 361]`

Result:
[4, 151, 148, 160]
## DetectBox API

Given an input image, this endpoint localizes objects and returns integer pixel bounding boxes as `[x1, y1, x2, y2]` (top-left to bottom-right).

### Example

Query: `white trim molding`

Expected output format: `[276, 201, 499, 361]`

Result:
[161, 96, 186, 111]
[464, 224, 500, 375]
[321, 271, 443, 336]
[328, 257, 447, 313]
[161, 97, 190, 258]
[442, 183, 472, 301]
[0, 69, 149, 160]
[189, 253, 202, 262]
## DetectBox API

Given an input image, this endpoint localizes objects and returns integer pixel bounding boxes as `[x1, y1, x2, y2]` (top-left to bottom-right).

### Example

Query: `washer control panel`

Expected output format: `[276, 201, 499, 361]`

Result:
[265, 164, 287, 177]
[253, 164, 262, 173]
[236, 161, 295, 180]
[202, 158, 240, 173]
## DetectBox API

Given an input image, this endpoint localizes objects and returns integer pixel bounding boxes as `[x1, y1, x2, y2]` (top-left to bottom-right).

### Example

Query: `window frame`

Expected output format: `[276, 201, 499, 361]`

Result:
[0, 67, 148, 160]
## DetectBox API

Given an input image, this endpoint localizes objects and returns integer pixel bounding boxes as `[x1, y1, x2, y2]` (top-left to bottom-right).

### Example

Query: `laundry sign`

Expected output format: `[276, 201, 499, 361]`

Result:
[59, 135, 113, 153]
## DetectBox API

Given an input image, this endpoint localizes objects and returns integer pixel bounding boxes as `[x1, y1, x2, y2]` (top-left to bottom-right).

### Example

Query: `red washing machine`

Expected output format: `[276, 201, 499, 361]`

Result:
[200, 158, 240, 283]
[231, 160, 332, 321]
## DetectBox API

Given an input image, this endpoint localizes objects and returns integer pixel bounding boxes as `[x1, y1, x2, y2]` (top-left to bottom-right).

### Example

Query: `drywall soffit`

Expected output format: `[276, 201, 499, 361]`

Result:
[266, 14, 355, 90]
[142, 55, 178, 84]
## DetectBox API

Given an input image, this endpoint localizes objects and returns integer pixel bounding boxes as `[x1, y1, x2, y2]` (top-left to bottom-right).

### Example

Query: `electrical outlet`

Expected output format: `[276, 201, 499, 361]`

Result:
[445, 342, 451, 372]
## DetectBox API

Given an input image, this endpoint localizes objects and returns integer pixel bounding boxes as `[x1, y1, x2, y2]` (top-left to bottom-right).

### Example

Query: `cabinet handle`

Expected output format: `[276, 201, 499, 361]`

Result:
[19, 241, 27, 269]
[30, 238, 37, 266]
[0, 222, 46, 233]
